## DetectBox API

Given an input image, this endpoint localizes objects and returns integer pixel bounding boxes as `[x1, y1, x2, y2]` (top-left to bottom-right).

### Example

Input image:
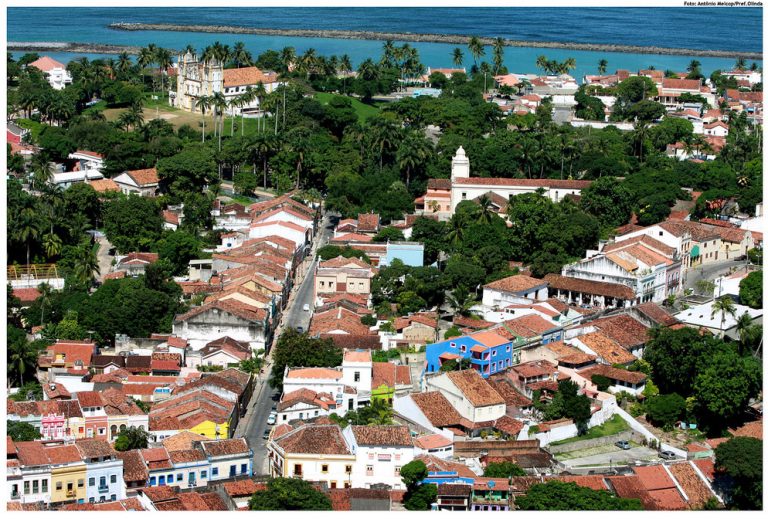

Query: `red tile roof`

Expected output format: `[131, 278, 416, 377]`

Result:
[89, 179, 120, 193]
[357, 213, 380, 232]
[410, 392, 463, 427]
[414, 434, 453, 450]
[126, 167, 159, 186]
[484, 274, 546, 293]
[12, 287, 40, 303]
[446, 369, 504, 407]
[224, 479, 267, 497]
[274, 424, 352, 455]
[351, 425, 412, 446]
[575, 332, 636, 365]
[544, 274, 635, 300]
[580, 364, 646, 385]
[223, 66, 278, 88]
[454, 177, 591, 189]
[668, 462, 714, 509]
[29, 56, 66, 71]
[175, 299, 267, 323]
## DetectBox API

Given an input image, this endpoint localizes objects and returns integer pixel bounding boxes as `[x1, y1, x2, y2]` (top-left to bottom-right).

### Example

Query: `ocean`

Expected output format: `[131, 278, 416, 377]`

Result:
[7, 7, 763, 78]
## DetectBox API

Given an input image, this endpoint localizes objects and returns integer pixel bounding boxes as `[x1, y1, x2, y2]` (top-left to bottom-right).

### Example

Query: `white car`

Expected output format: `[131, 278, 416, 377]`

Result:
[303, 304, 310, 312]
[267, 414, 276, 425]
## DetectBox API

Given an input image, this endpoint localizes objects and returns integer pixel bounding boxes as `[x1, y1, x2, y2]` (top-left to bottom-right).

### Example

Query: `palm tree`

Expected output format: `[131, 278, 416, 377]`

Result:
[137, 46, 154, 86]
[118, 102, 145, 131]
[476, 194, 494, 224]
[42, 233, 62, 259]
[117, 51, 132, 77]
[559, 57, 576, 75]
[197, 95, 212, 142]
[598, 59, 608, 75]
[154, 47, 172, 99]
[73, 244, 100, 286]
[232, 41, 252, 68]
[37, 282, 53, 328]
[492, 37, 505, 74]
[17, 207, 41, 266]
[711, 296, 737, 338]
[8, 335, 37, 387]
[369, 117, 400, 173]
[735, 57, 747, 70]
[288, 127, 312, 189]
[446, 286, 479, 317]
[381, 39, 397, 68]
[280, 46, 296, 74]
[30, 152, 54, 191]
[536, 55, 550, 75]
[735, 312, 758, 355]
[452, 47, 464, 68]
[396, 131, 432, 187]
[212, 91, 228, 151]
[446, 213, 467, 246]
[339, 54, 352, 74]
[467, 36, 485, 68]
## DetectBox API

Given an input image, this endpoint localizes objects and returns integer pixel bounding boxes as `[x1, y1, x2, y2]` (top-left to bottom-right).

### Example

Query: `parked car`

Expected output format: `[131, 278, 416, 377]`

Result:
[267, 415, 276, 425]
[303, 303, 310, 312]
[262, 429, 271, 440]
[615, 440, 631, 450]
[659, 450, 677, 460]
[296, 326, 304, 333]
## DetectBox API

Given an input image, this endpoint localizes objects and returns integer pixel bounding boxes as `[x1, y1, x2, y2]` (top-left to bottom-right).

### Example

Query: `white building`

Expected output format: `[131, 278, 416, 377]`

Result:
[172, 300, 269, 352]
[77, 439, 125, 504]
[199, 438, 253, 481]
[675, 299, 763, 340]
[68, 150, 105, 174]
[481, 274, 548, 309]
[51, 170, 105, 189]
[28, 56, 73, 90]
[276, 388, 340, 424]
[424, 370, 506, 424]
[341, 425, 414, 490]
[282, 367, 358, 417]
[249, 220, 309, 248]
[112, 168, 159, 197]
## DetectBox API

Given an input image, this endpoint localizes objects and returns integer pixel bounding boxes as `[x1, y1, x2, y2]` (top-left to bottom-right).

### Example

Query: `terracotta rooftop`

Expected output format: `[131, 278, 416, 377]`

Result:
[410, 392, 463, 427]
[580, 364, 646, 385]
[351, 425, 412, 446]
[512, 359, 558, 379]
[286, 367, 343, 380]
[46, 444, 83, 465]
[544, 274, 635, 300]
[728, 419, 763, 440]
[89, 178, 120, 193]
[438, 483, 472, 496]
[414, 434, 453, 450]
[125, 167, 159, 186]
[633, 302, 679, 326]
[454, 177, 591, 189]
[545, 341, 596, 365]
[174, 299, 267, 324]
[162, 431, 209, 452]
[590, 314, 650, 350]
[487, 377, 533, 408]
[556, 475, 608, 491]
[116, 450, 149, 482]
[446, 369, 505, 407]
[574, 332, 636, 365]
[357, 213, 380, 232]
[223, 66, 278, 87]
[274, 424, 352, 455]
[29, 55, 66, 71]
[75, 438, 115, 459]
[668, 462, 714, 509]
[343, 349, 372, 363]
[224, 479, 267, 497]
[484, 274, 546, 293]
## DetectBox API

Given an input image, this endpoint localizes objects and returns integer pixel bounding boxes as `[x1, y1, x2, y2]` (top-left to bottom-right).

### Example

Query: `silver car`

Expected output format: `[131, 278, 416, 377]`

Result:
[659, 450, 677, 460]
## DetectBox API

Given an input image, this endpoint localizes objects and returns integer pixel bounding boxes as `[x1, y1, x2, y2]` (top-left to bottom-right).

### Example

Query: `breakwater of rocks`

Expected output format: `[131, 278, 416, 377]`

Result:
[108, 22, 762, 60]
[8, 41, 169, 55]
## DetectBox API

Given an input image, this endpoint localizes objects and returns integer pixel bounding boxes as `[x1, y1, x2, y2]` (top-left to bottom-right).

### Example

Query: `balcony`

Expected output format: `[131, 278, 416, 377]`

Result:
[98, 485, 109, 493]
[11, 491, 20, 499]
[66, 490, 76, 498]
[470, 356, 490, 365]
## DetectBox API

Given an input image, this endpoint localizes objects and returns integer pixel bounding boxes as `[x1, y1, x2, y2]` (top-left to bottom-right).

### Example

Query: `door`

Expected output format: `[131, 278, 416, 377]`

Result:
[188, 473, 196, 487]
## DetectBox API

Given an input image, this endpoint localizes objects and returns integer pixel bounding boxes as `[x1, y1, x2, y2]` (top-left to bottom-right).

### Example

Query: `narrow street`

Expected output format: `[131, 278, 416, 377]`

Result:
[95, 233, 113, 282]
[236, 211, 335, 475]
[683, 257, 750, 292]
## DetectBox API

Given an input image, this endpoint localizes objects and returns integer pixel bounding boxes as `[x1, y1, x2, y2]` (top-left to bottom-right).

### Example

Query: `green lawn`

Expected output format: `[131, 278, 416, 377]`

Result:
[16, 118, 46, 141]
[314, 92, 381, 122]
[549, 415, 631, 446]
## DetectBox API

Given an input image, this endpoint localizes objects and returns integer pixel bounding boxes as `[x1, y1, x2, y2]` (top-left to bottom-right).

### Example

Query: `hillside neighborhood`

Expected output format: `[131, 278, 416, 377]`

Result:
[5, 28, 764, 513]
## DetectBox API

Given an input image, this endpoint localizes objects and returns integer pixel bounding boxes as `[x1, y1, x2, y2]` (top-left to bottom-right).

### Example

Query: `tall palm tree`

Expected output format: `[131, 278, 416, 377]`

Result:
[154, 47, 172, 98]
[73, 245, 100, 286]
[232, 41, 252, 68]
[30, 152, 54, 191]
[446, 213, 468, 246]
[476, 194, 494, 224]
[137, 46, 154, 86]
[559, 57, 576, 75]
[711, 296, 737, 338]
[280, 46, 296, 74]
[42, 233, 62, 259]
[17, 207, 41, 266]
[467, 36, 485, 68]
[396, 131, 432, 187]
[369, 117, 401, 173]
[8, 335, 37, 387]
[381, 39, 397, 68]
[598, 59, 608, 75]
[339, 54, 352, 74]
[197, 95, 212, 142]
[117, 51, 132, 77]
[735, 312, 758, 355]
[536, 55, 550, 75]
[446, 286, 479, 317]
[452, 47, 464, 68]
[287, 127, 312, 189]
[492, 37, 505, 74]
[212, 91, 228, 150]
[37, 282, 53, 328]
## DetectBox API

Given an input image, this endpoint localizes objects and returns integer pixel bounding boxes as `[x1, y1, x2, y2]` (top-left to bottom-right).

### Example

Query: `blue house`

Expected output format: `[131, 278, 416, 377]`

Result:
[424, 331, 514, 379]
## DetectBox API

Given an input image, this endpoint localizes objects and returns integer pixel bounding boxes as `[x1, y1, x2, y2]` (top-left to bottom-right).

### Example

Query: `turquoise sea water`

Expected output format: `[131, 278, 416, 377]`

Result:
[7, 7, 763, 79]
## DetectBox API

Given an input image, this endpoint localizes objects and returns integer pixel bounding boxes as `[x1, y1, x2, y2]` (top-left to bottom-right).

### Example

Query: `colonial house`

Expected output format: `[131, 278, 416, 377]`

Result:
[112, 168, 160, 197]
[616, 221, 722, 270]
[481, 275, 548, 309]
[314, 257, 377, 300]
[423, 370, 506, 425]
[424, 331, 515, 379]
[172, 299, 270, 352]
[28, 56, 72, 90]
[562, 235, 682, 304]
[281, 367, 358, 416]
[276, 388, 340, 424]
[543, 274, 636, 309]
[703, 120, 729, 137]
[114, 252, 159, 277]
[197, 336, 252, 369]
[370, 362, 413, 404]
[416, 147, 591, 220]
[341, 425, 414, 490]
[268, 424, 357, 489]
[75, 439, 125, 504]
[579, 365, 647, 396]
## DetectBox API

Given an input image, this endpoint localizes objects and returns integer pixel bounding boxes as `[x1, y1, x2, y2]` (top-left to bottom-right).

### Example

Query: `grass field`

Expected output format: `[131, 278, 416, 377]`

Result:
[16, 118, 46, 141]
[549, 415, 631, 447]
[314, 92, 382, 122]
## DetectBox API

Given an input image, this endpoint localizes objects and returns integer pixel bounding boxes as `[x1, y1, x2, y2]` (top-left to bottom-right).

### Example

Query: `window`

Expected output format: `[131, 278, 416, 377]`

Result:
[177, 473, 184, 482]
[354, 371, 360, 382]
[110, 475, 117, 484]
[462, 192, 467, 199]
[78, 479, 84, 488]
[89, 478, 95, 487]
[167, 475, 174, 483]
[201, 471, 208, 479]
[56, 482, 63, 491]
[330, 481, 337, 489]
[98, 428, 106, 436]
[345, 465, 352, 474]
[32, 481, 39, 494]
[230, 465, 237, 477]
[282, 415, 287, 421]
[241, 464, 247, 474]
[492, 350, 497, 357]
[506, 346, 510, 352]
[99, 476, 106, 488]
[89, 498, 95, 503]
[366, 465, 374, 476]
[395, 466, 402, 476]
[321, 464, 329, 473]
[211, 467, 219, 477]
[293, 464, 302, 476]
[111, 495, 116, 502]
[368, 452, 374, 460]
[149, 477, 156, 486]
[42, 480, 47, 493]
[314, 410, 319, 416]
[24, 481, 31, 495]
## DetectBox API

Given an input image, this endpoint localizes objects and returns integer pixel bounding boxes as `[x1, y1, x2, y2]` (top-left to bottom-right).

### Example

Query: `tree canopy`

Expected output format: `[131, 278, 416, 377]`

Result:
[268, 329, 342, 390]
[714, 437, 763, 510]
[516, 481, 643, 510]
[248, 477, 332, 510]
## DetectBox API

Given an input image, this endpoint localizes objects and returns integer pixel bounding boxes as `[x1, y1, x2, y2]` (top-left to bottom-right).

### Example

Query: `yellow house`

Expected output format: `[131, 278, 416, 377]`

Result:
[189, 419, 230, 440]
[48, 445, 87, 504]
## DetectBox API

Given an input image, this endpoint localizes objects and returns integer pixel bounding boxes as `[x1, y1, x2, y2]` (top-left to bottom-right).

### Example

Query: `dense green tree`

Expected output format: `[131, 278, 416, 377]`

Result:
[316, 245, 370, 263]
[714, 437, 763, 510]
[7, 420, 42, 442]
[483, 461, 526, 478]
[157, 144, 217, 198]
[645, 393, 687, 429]
[372, 227, 405, 243]
[580, 177, 633, 228]
[738, 271, 762, 309]
[693, 349, 761, 431]
[102, 196, 163, 253]
[249, 478, 332, 510]
[269, 329, 342, 390]
[156, 230, 203, 276]
[114, 426, 149, 451]
[516, 481, 643, 510]
[590, 374, 611, 392]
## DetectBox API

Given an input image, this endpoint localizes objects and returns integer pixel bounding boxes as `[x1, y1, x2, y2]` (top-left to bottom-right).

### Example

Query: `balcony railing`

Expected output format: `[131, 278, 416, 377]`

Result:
[98, 485, 109, 493]
[438, 498, 468, 506]
[66, 490, 76, 498]
[11, 491, 20, 499]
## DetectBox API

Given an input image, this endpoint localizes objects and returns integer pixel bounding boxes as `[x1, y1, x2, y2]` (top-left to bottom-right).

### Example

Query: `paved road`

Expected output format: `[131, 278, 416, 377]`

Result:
[95, 235, 114, 282]
[237, 211, 335, 475]
[683, 258, 750, 292]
